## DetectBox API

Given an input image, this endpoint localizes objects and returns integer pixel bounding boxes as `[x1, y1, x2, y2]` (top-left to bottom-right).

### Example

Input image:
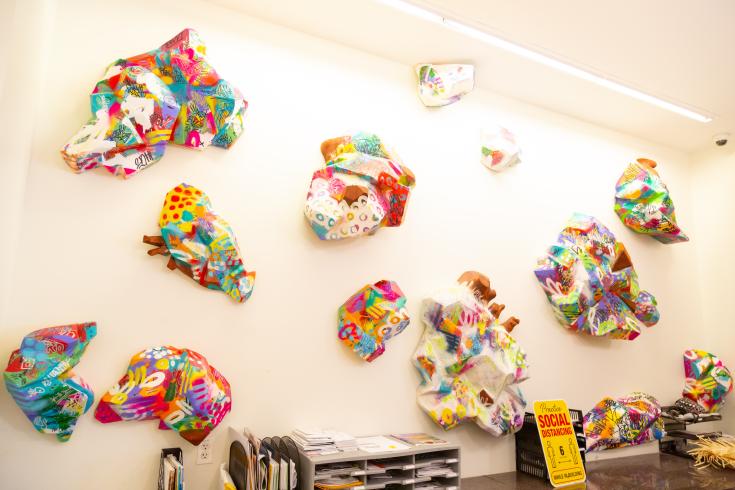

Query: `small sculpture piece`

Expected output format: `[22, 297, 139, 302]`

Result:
[95, 346, 231, 445]
[534, 213, 659, 340]
[614, 158, 688, 243]
[62, 28, 246, 178]
[4, 322, 97, 441]
[143, 183, 255, 303]
[681, 349, 733, 413]
[584, 392, 665, 451]
[481, 127, 521, 172]
[413, 271, 528, 436]
[415, 64, 475, 107]
[338, 280, 410, 362]
[304, 132, 415, 240]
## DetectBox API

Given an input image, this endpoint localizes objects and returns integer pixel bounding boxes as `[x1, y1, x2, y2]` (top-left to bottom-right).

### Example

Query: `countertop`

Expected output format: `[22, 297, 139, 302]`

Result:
[461, 453, 735, 489]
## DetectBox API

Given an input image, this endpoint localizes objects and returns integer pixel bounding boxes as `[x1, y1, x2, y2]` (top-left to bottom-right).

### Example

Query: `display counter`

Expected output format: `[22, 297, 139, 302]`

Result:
[462, 453, 735, 489]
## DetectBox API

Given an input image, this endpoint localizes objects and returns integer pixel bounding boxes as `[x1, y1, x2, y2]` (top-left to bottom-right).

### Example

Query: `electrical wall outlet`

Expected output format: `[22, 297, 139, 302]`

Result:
[196, 435, 213, 465]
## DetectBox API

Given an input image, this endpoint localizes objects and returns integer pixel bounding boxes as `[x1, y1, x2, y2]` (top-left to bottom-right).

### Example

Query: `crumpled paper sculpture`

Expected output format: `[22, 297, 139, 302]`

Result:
[534, 213, 659, 340]
[584, 392, 665, 452]
[4, 322, 97, 442]
[62, 28, 246, 178]
[413, 271, 528, 436]
[95, 346, 231, 445]
[614, 158, 688, 244]
[481, 127, 521, 172]
[682, 349, 733, 413]
[338, 280, 410, 362]
[415, 64, 475, 107]
[304, 132, 416, 240]
[143, 183, 255, 302]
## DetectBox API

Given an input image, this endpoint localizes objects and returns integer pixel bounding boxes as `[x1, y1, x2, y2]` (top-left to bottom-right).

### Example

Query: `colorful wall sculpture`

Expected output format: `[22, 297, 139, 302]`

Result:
[143, 183, 255, 303]
[304, 132, 416, 240]
[481, 127, 521, 172]
[534, 213, 659, 340]
[95, 346, 231, 446]
[413, 271, 528, 436]
[337, 280, 410, 362]
[682, 349, 733, 413]
[614, 158, 688, 244]
[4, 322, 97, 442]
[584, 392, 665, 451]
[62, 28, 246, 178]
[415, 64, 475, 107]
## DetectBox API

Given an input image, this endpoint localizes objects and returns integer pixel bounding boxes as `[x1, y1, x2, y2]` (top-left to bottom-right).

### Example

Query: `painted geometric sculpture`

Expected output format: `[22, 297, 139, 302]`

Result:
[584, 392, 665, 452]
[682, 349, 733, 413]
[95, 346, 231, 445]
[614, 158, 688, 244]
[4, 322, 97, 442]
[534, 213, 659, 340]
[143, 183, 255, 303]
[413, 271, 528, 436]
[481, 127, 521, 172]
[338, 280, 410, 362]
[415, 64, 475, 107]
[62, 28, 246, 178]
[304, 132, 416, 240]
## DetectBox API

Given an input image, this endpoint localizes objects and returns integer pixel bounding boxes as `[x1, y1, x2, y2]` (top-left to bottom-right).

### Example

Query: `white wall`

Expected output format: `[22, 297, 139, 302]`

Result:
[0, 0, 56, 324]
[0, 0, 715, 488]
[691, 146, 735, 433]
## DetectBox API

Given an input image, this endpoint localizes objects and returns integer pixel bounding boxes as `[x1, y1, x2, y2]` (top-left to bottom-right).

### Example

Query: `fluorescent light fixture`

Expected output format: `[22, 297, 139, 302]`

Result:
[377, 0, 443, 24]
[375, 0, 712, 123]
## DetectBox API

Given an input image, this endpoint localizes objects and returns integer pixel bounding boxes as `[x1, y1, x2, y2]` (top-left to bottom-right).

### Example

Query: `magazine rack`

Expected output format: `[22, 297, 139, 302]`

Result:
[659, 407, 722, 458]
[158, 447, 183, 490]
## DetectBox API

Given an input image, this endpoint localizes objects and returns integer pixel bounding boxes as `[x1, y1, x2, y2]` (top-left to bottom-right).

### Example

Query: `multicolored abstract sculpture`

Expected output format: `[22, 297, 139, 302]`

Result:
[682, 349, 733, 413]
[304, 132, 416, 240]
[4, 322, 97, 441]
[338, 280, 410, 362]
[62, 28, 246, 178]
[481, 127, 521, 172]
[415, 64, 475, 107]
[534, 213, 659, 340]
[95, 346, 231, 445]
[614, 158, 688, 244]
[413, 271, 528, 436]
[584, 392, 665, 451]
[143, 183, 255, 303]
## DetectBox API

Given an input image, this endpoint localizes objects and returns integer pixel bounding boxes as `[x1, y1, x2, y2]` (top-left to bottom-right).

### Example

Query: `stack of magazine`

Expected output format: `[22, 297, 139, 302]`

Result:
[314, 476, 363, 489]
[291, 428, 357, 455]
[390, 433, 446, 446]
[415, 462, 454, 478]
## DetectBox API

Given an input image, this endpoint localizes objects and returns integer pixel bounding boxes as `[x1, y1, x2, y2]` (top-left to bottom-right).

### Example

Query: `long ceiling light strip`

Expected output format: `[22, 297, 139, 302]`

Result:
[376, 0, 712, 123]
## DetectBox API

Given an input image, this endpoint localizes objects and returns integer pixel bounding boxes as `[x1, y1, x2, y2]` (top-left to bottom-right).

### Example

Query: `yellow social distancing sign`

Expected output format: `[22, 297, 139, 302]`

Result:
[533, 400, 586, 487]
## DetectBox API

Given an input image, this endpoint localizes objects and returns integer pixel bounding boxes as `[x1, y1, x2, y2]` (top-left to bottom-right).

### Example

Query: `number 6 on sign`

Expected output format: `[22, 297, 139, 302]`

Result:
[533, 400, 586, 487]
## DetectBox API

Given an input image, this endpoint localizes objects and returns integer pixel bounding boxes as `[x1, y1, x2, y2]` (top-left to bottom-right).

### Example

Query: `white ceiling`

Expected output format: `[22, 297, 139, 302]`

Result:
[209, 0, 735, 153]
